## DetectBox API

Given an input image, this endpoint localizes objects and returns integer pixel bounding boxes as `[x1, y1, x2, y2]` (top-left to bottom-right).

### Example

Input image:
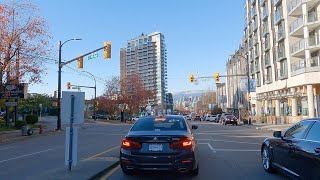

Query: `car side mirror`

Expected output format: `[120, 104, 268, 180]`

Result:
[191, 125, 198, 130]
[273, 131, 282, 138]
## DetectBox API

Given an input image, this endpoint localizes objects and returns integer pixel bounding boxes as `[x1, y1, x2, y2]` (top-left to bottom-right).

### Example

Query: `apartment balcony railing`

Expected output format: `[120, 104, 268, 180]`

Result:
[291, 57, 320, 76]
[308, 35, 320, 47]
[290, 39, 305, 54]
[291, 59, 306, 72]
[287, 0, 302, 15]
[306, 12, 319, 23]
[289, 16, 303, 34]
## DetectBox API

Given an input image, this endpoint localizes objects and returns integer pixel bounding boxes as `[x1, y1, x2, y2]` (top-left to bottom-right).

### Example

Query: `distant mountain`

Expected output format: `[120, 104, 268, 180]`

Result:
[172, 91, 204, 101]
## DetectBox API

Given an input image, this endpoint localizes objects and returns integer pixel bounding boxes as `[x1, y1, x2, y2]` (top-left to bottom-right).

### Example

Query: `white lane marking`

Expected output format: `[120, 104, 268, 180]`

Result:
[213, 149, 261, 152]
[0, 148, 54, 164]
[197, 139, 212, 141]
[198, 143, 216, 153]
[0, 147, 14, 151]
[211, 139, 261, 145]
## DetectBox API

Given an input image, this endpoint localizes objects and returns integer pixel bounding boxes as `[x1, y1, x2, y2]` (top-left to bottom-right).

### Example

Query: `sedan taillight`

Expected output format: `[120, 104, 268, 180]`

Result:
[121, 138, 142, 149]
[170, 138, 193, 149]
[226, 118, 230, 121]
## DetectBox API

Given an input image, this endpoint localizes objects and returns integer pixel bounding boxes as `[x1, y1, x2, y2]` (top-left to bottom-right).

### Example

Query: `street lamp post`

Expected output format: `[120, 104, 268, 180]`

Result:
[82, 71, 97, 120]
[57, 38, 82, 130]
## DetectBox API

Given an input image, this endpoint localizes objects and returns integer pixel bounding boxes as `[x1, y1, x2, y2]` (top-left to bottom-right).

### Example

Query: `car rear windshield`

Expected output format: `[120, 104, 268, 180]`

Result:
[225, 115, 234, 118]
[131, 117, 187, 131]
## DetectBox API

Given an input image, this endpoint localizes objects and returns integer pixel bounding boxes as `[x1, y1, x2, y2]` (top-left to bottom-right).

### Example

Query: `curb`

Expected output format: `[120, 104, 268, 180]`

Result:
[88, 160, 120, 180]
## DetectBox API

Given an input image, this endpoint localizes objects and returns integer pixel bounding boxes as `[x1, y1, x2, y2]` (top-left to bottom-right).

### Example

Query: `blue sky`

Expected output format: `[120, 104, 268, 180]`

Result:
[28, 0, 244, 99]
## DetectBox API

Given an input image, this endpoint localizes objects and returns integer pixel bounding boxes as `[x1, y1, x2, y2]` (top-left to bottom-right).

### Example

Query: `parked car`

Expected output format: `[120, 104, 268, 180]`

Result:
[120, 115, 199, 176]
[205, 115, 217, 122]
[261, 118, 320, 179]
[91, 114, 107, 119]
[222, 115, 238, 125]
[193, 115, 202, 121]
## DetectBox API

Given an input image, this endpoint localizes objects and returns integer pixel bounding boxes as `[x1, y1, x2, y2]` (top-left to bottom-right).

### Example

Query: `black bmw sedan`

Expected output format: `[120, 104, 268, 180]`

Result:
[120, 115, 199, 176]
[261, 118, 320, 179]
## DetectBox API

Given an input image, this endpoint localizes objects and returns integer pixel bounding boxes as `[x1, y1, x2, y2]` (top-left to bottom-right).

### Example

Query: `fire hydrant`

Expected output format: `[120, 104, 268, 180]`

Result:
[39, 125, 43, 134]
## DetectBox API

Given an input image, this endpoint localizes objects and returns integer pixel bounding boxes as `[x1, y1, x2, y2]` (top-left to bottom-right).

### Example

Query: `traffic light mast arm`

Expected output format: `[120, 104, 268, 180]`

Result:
[197, 74, 247, 79]
[71, 85, 95, 89]
[60, 45, 108, 67]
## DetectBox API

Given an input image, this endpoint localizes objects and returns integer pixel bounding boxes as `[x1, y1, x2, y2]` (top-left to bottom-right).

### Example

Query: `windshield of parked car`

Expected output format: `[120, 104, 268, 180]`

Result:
[131, 117, 187, 131]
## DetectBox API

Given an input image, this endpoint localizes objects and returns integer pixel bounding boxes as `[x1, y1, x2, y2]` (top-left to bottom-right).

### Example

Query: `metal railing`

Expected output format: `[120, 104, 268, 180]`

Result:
[310, 56, 320, 67]
[290, 39, 305, 54]
[287, 0, 302, 14]
[306, 12, 319, 23]
[308, 35, 320, 47]
[289, 16, 303, 33]
[291, 59, 306, 72]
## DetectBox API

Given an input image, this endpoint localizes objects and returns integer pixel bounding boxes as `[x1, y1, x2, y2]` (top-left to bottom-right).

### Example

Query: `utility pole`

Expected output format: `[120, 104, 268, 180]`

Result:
[82, 71, 97, 120]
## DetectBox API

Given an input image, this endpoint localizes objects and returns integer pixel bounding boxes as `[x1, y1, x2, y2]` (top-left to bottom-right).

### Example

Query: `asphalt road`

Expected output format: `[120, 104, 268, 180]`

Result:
[103, 122, 291, 180]
[0, 121, 131, 180]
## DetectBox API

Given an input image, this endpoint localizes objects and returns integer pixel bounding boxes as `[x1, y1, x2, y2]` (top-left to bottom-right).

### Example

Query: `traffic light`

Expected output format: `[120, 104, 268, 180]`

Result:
[54, 91, 57, 98]
[67, 82, 71, 90]
[189, 74, 194, 83]
[248, 93, 251, 101]
[104, 42, 111, 59]
[214, 72, 220, 83]
[77, 54, 83, 69]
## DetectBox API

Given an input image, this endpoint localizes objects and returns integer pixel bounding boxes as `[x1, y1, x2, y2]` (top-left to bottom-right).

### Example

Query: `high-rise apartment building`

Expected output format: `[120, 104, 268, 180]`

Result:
[120, 32, 168, 113]
[243, 0, 320, 124]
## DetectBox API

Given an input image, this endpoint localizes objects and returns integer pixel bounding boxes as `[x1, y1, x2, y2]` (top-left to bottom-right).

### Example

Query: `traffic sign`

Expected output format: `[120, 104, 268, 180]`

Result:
[6, 102, 17, 106]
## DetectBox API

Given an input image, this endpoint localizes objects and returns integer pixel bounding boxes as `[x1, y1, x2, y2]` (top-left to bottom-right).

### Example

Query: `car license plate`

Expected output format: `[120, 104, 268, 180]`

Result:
[149, 144, 163, 151]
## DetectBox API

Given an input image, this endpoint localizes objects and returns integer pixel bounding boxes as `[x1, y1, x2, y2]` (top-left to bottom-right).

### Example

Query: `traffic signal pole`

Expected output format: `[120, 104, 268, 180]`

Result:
[57, 42, 109, 130]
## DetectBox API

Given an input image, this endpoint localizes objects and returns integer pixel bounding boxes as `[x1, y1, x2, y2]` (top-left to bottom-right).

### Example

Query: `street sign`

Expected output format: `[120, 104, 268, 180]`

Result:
[61, 91, 85, 124]
[0, 83, 28, 99]
[87, 52, 99, 60]
[6, 102, 17, 106]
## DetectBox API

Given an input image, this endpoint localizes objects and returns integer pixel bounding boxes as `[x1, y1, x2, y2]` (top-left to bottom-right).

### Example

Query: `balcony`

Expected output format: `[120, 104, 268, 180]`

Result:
[290, 39, 305, 57]
[294, 58, 318, 76]
[277, 28, 285, 41]
[305, 12, 320, 32]
[287, 0, 302, 16]
[307, 35, 320, 54]
[289, 16, 303, 36]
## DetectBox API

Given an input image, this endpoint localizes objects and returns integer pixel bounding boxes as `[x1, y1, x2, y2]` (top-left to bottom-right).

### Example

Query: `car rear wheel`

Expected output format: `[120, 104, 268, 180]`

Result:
[190, 164, 199, 176]
[262, 146, 275, 173]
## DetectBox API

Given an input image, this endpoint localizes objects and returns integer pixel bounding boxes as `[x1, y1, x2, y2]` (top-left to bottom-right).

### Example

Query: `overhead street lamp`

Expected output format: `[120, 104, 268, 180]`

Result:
[82, 70, 97, 120]
[57, 38, 82, 131]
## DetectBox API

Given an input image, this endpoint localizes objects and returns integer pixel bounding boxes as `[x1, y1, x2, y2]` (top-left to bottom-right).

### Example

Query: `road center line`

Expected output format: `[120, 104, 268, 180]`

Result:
[0, 148, 54, 164]
[82, 146, 120, 161]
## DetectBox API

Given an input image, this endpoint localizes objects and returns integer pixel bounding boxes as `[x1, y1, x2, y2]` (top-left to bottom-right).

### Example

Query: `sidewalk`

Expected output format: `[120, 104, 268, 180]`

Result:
[242, 123, 293, 131]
